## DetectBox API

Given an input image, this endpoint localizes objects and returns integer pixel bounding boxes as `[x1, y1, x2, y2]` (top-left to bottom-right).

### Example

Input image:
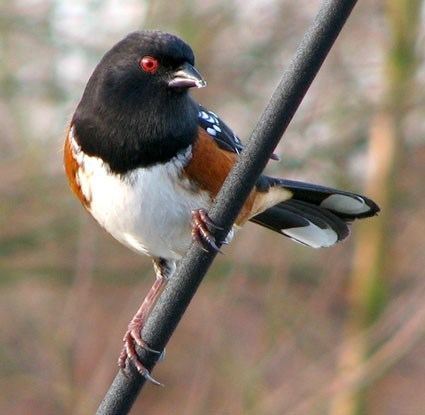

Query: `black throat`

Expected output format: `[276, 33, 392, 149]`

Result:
[72, 83, 199, 174]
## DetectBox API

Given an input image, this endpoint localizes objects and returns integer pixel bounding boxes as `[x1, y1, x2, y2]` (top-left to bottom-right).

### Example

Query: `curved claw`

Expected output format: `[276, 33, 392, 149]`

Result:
[119, 330, 164, 386]
[141, 343, 162, 354]
[143, 370, 164, 387]
[197, 209, 223, 230]
[202, 233, 222, 253]
[129, 327, 162, 354]
[158, 348, 166, 362]
[193, 231, 210, 253]
[119, 356, 163, 386]
[191, 209, 224, 254]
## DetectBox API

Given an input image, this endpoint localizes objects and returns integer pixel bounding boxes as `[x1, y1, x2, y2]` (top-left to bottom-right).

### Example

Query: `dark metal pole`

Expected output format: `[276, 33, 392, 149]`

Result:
[96, 1, 358, 413]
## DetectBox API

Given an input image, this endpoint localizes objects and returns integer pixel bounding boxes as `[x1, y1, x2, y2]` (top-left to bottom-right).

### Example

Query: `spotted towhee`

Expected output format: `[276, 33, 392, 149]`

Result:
[64, 30, 379, 383]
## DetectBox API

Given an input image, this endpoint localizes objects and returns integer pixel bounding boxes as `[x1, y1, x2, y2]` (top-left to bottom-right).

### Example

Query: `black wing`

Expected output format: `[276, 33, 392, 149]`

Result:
[197, 105, 244, 154]
[197, 105, 279, 161]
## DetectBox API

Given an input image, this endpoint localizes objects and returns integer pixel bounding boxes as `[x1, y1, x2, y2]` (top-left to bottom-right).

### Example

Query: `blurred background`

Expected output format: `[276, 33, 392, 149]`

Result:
[1, 0, 425, 414]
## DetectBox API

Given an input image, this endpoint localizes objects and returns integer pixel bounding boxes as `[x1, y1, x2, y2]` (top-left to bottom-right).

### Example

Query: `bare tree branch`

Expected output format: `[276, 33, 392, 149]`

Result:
[96, 1, 358, 414]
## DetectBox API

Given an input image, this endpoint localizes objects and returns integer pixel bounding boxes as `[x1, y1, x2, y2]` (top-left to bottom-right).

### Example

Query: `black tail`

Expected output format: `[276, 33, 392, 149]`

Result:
[251, 179, 380, 248]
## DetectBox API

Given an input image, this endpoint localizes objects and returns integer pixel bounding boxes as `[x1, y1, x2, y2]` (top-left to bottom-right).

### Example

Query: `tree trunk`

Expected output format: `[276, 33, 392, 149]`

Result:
[330, 1, 423, 414]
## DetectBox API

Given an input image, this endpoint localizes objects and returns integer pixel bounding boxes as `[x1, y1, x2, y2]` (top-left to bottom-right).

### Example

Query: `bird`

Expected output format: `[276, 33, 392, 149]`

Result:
[64, 30, 380, 383]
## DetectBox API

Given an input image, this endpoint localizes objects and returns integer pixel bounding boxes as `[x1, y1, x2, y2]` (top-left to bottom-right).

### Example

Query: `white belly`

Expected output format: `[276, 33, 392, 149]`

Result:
[75, 145, 212, 260]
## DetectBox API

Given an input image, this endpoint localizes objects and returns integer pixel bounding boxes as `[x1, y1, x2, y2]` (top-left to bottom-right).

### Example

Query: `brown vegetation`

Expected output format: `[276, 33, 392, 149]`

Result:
[1, 1, 424, 414]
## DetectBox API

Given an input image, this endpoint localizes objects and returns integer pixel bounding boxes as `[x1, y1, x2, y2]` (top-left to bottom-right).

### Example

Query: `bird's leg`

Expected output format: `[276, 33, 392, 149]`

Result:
[118, 258, 175, 384]
[191, 208, 223, 253]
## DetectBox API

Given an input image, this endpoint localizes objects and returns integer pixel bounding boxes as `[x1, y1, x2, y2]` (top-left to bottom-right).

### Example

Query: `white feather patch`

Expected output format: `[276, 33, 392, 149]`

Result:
[282, 222, 338, 248]
[206, 127, 217, 136]
[69, 130, 217, 260]
[320, 194, 369, 214]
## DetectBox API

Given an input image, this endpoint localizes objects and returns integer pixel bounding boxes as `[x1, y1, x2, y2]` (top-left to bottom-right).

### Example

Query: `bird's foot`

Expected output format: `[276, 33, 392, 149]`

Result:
[191, 209, 223, 253]
[118, 321, 163, 386]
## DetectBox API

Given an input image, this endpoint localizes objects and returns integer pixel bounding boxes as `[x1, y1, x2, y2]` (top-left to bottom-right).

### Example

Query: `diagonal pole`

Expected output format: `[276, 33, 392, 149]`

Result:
[96, 1, 358, 414]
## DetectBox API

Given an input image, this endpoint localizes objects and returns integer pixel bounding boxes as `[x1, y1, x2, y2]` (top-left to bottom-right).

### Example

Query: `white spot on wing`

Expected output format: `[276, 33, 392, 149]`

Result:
[320, 194, 369, 214]
[282, 222, 338, 248]
[206, 127, 217, 136]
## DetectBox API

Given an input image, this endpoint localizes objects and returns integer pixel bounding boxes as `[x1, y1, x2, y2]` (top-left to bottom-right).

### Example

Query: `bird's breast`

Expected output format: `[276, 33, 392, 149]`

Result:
[65, 127, 213, 260]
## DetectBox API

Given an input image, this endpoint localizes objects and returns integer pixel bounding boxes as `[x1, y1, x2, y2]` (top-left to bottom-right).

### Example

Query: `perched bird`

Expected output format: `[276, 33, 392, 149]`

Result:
[64, 30, 379, 383]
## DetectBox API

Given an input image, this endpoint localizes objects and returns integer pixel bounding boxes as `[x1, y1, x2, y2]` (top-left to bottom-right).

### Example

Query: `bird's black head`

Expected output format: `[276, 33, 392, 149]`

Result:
[94, 31, 205, 98]
[72, 30, 206, 173]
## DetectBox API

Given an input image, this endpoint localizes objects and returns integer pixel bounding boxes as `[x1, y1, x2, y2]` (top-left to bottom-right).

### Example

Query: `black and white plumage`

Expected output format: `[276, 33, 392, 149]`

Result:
[64, 30, 380, 382]
[198, 105, 244, 154]
[196, 105, 378, 248]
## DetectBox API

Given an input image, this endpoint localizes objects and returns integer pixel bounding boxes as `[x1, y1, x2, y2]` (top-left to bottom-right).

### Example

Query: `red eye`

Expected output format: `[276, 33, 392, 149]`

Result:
[139, 56, 159, 74]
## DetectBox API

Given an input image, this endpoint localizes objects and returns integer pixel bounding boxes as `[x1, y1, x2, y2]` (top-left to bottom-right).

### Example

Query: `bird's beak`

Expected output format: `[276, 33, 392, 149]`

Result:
[168, 62, 207, 89]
